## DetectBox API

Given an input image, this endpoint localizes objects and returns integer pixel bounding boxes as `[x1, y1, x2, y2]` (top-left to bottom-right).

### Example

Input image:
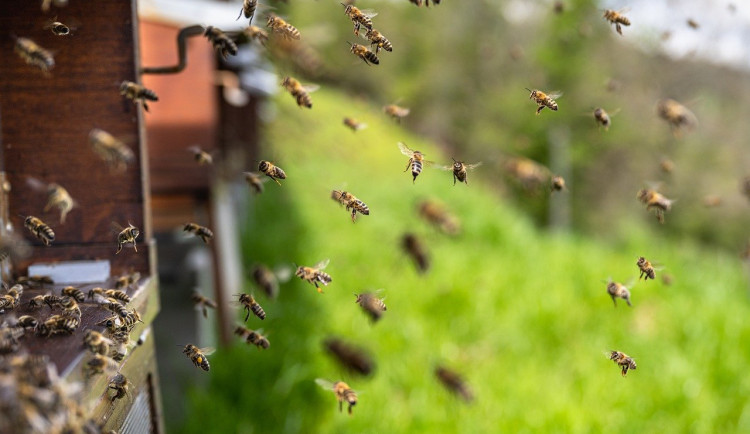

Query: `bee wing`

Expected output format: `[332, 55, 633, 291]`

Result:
[422, 160, 436, 168]
[302, 84, 320, 93]
[273, 265, 293, 282]
[360, 9, 378, 18]
[398, 142, 416, 157]
[313, 259, 330, 270]
[624, 278, 635, 288]
[186, 145, 204, 155]
[547, 91, 563, 99]
[110, 221, 125, 233]
[199, 347, 216, 355]
[465, 162, 483, 170]
[243, 172, 269, 184]
[315, 378, 335, 390]
[437, 164, 453, 171]
[26, 176, 48, 193]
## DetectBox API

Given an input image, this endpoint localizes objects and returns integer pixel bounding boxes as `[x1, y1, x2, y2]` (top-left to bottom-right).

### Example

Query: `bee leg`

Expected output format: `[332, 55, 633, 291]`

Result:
[142, 100, 150, 112]
[615, 23, 622, 35]
[348, 404, 353, 415]
[339, 400, 343, 412]
[133, 242, 138, 252]
[351, 210, 357, 223]
[453, 174, 457, 186]
[116, 244, 122, 255]
[271, 177, 282, 186]
[244, 307, 250, 322]
[404, 160, 412, 172]
[536, 105, 544, 115]
[202, 307, 208, 318]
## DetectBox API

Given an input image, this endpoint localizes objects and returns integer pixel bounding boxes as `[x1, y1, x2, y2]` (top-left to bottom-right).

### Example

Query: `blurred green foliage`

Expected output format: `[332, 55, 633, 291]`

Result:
[179, 88, 750, 433]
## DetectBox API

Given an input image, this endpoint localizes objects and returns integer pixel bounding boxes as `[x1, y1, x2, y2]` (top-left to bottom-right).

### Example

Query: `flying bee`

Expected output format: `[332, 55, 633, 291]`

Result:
[267, 14, 301, 40]
[398, 142, 433, 183]
[354, 290, 387, 322]
[418, 200, 460, 235]
[119, 81, 158, 112]
[23, 215, 55, 246]
[104, 289, 131, 304]
[13, 36, 54, 73]
[235, 326, 270, 349]
[295, 259, 332, 293]
[348, 42, 379, 65]
[636, 257, 657, 281]
[115, 271, 141, 290]
[243, 171, 268, 194]
[44, 19, 72, 36]
[551, 175, 566, 192]
[607, 350, 636, 377]
[108, 373, 130, 401]
[331, 190, 370, 222]
[89, 128, 135, 172]
[258, 160, 287, 185]
[113, 222, 140, 254]
[402, 233, 429, 273]
[342, 4, 376, 36]
[316, 379, 358, 415]
[383, 104, 410, 122]
[660, 158, 674, 174]
[192, 291, 217, 319]
[439, 158, 482, 186]
[656, 99, 697, 137]
[364, 28, 392, 54]
[182, 344, 214, 371]
[237, 0, 258, 23]
[323, 337, 375, 376]
[526, 88, 561, 115]
[188, 145, 214, 165]
[435, 366, 474, 403]
[183, 223, 213, 244]
[236, 293, 266, 321]
[85, 354, 118, 377]
[242, 25, 269, 46]
[606, 279, 632, 307]
[593, 107, 619, 130]
[204, 26, 238, 59]
[636, 188, 673, 224]
[603, 9, 631, 35]
[27, 178, 76, 224]
[83, 330, 113, 355]
[281, 76, 318, 108]
[343, 117, 367, 132]
[251, 264, 290, 300]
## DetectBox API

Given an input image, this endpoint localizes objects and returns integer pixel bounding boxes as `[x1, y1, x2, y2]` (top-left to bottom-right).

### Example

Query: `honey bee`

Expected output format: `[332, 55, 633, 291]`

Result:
[439, 158, 482, 186]
[267, 14, 301, 40]
[0, 327, 24, 353]
[418, 200, 460, 235]
[18, 275, 54, 288]
[656, 99, 697, 137]
[607, 350, 637, 377]
[23, 215, 55, 246]
[660, 157, 674, 174]
[593, 107, 618, 130]
[204, 26, 238, 59]
[606, 279, 632, 307]
[89, 128, 135, 172]
[236, 293, 266, 321]
[60, 286, 85, 303]
[115, 271, 141, 290]
[234, 325, 270, 349]
[316, 379, 358, 415]
[295, 259, 332, 293]
[402, 233, 429, 273]
[258, 160, 287, 185]
[354, 290, 387, 322]
[435, 366, 474, 403]
[686, 18, 699, 29]
[60, 297, 81, 319]
[526, 88, 561, 115]
[0, 285, 23, 310]
[243, 25, 269, 46]
[348, 42, 379, 65]
[88, 287, 106, 301]
[108, 373, 130, 401]
[105, 289, 131, 304]
[550, 175, 566, 192]
[364, 28, 392, 54]
[331, 190, 370, 222]
[13, 36, 54, 73]
[119, 81, 159, 112]
[27, 178, 76, 224]
[636, 257, 656, 281]
[182, 344, 214, 371]
[398, 142, 433, 183]
[113, 222, 140, 254]
[383, 104, 410, 122]
[44, 19, 72, 36]
[342, 4, 376, 36]
[15, 315, 38, 330]
[237, 0, 258, 23]
[323, 337, 375, 376]
[343, 117, 367, 132]
[122, 308, 142, 329]
[636, 188, 673, 224]
[281, 76, 318, 108]
[188, 146, 214, 165]
[603, 9, 631, 35]
[243, 171, 268, 194]
[192, 291, 217, 319]
[37, 314, 79, 337]
[251, 264, 289, 300]
[183, 223, 214, 244]
[85, 354, 118, 377]
[84, 330, 113, 355]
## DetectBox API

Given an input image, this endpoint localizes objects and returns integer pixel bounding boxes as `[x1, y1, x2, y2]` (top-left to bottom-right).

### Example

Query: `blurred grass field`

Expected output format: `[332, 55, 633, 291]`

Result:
[179, 88, 750, 433]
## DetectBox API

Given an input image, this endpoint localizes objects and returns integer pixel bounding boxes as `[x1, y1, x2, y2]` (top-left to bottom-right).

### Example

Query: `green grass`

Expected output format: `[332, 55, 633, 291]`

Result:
[180, 88, 750, 433]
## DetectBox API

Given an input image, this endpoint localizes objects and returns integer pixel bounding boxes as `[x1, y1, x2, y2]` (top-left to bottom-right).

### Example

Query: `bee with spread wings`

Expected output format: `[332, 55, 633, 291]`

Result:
[439, 159, 482, 186]
[398, 142, 434, 183]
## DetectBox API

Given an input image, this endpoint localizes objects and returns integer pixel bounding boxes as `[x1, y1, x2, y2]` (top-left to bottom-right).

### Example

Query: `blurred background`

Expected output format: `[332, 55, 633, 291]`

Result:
[136, 0, 750, 432]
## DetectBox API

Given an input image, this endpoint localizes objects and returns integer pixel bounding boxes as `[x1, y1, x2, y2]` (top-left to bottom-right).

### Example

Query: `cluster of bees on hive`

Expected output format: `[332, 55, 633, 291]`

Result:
[8, 0, 747, 422]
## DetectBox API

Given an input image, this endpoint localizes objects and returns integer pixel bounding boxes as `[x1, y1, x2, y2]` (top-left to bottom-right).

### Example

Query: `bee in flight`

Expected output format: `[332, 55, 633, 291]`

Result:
[343, 117, 367, 132]
[526, 88, 561, 115]
[44, 19, 72, 36]
[237, 0, 258, 24]
[204, 26, 238, 59]
[656, 99, 697, 137]
[364, 28, 392, 54]
[418, 200, 461, 235]
[23, 215, 54, 246]
[383, 104, 410, 123]
[342, 4, 376, 36]
[183, 223, 213, 244]
[398, 142, 433, 183]
[251, 263, 290, 300]
[316, 379, 358, 415]
[244, 171, 268, 194]
[120, 81, 159, 112]
[354, 290, 387, 322]
[242, 25, 269, 46]
[236, 293, 266, 321]
[27, 178, 76, 224]
[603, 9, 631, 35]
[607, 350, 637, 377]
[13, 36, 54, 73]
[267, 14, 301, 40]
[281, 76, 318, 109]
[258, 160, 287, 186]
[182, 344, 214, 371]
[348, 42, 379, 65]
[295, 259, 332, 293]
[331, 190, 370, 222]
[402, 233, 429, 273]
[606, 279, 632, 307]
[636, 257, 656, 281]
[235, 325, 270, 349]
[435, 366, 474, 403]
[550, 175, 566, 192]
[188, 146, 213, 165]
[89, 128, 135, 172]
[637, 187, 673, 224]
[593, 107, 618, 130]
[439, 158, 482, 186]
[113, 222, 140, 254]
[191, 291, 217, 318]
